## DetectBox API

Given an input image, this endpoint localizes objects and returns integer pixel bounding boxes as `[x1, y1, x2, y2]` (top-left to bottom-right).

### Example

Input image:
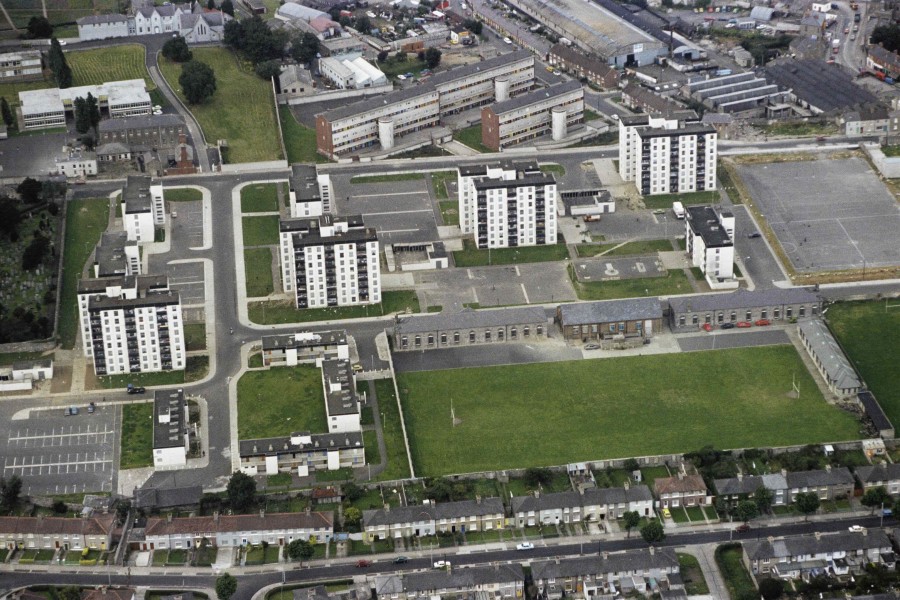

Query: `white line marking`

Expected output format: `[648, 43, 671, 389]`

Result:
[521, 283, 530, 304]
[363, 209, 434, 216]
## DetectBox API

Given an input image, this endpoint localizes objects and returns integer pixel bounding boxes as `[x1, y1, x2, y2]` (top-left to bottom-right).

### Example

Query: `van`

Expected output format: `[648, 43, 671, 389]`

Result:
[672, 201, 685, 219]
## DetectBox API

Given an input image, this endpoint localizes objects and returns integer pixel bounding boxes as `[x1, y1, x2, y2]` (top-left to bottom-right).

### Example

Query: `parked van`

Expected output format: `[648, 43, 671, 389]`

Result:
[672, 201, 685, 219]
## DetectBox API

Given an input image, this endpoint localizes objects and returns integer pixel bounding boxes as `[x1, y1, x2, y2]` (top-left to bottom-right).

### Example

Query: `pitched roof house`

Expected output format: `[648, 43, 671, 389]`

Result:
[512, 491, 584, 526]
[362, 498, 505, 542]
[743, 531, 893, 579]
[375, 564, 525, 600]
[581, 484, 654, 520]
[532, 548, 681, 598]
[0, 514, 116, 550]
[856, 463, 900, 496]
[653, 472, 709, 508]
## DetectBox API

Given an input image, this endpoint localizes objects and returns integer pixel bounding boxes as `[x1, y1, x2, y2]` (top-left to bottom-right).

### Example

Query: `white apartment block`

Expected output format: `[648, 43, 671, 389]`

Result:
[0, 50, 42, 81]
[481, 80, 584, 150]
[77, 275, 185, 376]
[122, 175, 165, 244]
[685, 205, 735, 281]
[315, 50, 534, 157]
[458, 160, 557, 249]
[279, 215, 380, 309]
[261, 330, 349, 367]
[618, 112, 717, 196]
[288, 164, 329, 218]
[19, 79, 152, 130]
[153, 389, 188, 468]
[322, 359, 361, 433]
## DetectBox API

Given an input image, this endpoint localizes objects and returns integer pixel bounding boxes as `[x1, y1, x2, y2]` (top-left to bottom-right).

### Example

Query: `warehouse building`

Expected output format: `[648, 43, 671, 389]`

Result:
[481, 80, 584, 150]
[315, 50, 534, 157]
[764, 59, 881, 115]
[319, 54, 387, 89]
[684, 71, 786, 116]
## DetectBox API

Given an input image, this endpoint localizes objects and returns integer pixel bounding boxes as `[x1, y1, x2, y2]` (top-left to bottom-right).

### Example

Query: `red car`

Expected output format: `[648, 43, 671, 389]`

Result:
[755, 319, 771, 326]
[701, 323, 713, 332]
[356, 560, 373, 568]
[735, 523, 751, 533]
[736, 321, 752, 328]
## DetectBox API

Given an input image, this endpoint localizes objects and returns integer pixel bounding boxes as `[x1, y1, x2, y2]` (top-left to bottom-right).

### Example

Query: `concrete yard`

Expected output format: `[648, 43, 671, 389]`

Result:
[736, 158, 900, 272]
[572, 255, 667, 282]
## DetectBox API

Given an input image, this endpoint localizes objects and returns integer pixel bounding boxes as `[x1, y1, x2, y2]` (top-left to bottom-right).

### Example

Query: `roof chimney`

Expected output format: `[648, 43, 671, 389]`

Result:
[862, 528, 868, 536]
[533, 490, 540, 499]
[167, 513, 173, 523]
[260, 509, 265, 519]
[649, 546, 655, 555]
[601, 551, 609, 560]
[476, 495, 482, 504]
[213, 511, 220, 523]
[767, 536, 775, 544]
[781, 468, 787, 478]
[384, 503, 390, 513]
[737, 471, 743, 481]
[814, 531, 822, 540]
[623, 479, 630, 490]
[825, 464, 832, 472]
[677, 471, 684, 480]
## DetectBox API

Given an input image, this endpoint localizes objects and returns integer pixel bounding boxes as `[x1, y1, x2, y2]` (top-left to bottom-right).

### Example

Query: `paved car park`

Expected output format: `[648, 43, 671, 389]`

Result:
[572, 256, 667, 281]
[736, 158, 900, 272]
[677, 328, 791, 352]
[3, 406, 119, 495]
[168, 199, 205, 252]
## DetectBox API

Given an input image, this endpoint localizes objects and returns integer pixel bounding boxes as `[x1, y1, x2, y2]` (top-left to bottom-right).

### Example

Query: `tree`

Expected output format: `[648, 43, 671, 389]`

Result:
[27, 16, 53, 38]
[794, 491, 820, 521]
[424, 47, 442, 69]
[524, 467, 553, 488]
[162, 36, 193, 63]
[221, 0, 235, 16]
[291, 32, 320, 64]
[255, 59, 282, 80]
[754, 486, 774, 514]
[287, 538, 315, 563]
[640, 519, 665, 544]
[872, 24, 900, 53]
[226, 471, 256, 512]
[758, 577, 784, 600]
[207, 0, 216, 8]
[424, 478, 454, 502]
[52, 499, 68, 514]
[48, 38, 72, 88]
[394, 50, 407, 62]
[623, 458, 640, 472]
[464, 18, 482, 35]
[622, 510, 640, 539]
[861, 486, 893, 514]
[87, 92, 100, 132]
[73, 96, 90, 134]
[355, 15, 372, 33]
[342, 482, 364, 503]
[179, 60, 217, 105]
[215, 573, 238, 600]
[57, 62, 73, 88]
[0, 198, 22, 240]
[21, 234, 50, 270]
[377, 50, 389, 63]
[344, 506, 362, 528]
[732, 500, 759, 523]
[59, 587, 82, 600]
[0, 475, 22, 513]
[17, 177, 42, 203]
[0, 96, 13, 128]
[224, 20, 244, 49]
[240, 16, 285, 64]
[116, 499, 132, 525]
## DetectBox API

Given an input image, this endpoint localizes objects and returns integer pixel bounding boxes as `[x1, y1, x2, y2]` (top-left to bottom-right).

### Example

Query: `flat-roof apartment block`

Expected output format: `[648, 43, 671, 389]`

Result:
[0, 50, 42, 81]
[458, 160, 557, 249]
[122, 175, 165, 243]
[322, 359, 361, 433]
[279, 215, 380, 309]
[239, 431, 365, 475]
[685, 205, 734, 281]
[289, 164, 332, 218]
[77, 275, 185, 376]
[481, 80, 584, 150]
[153, 389, 189, 468]
[19, 79, 151, 130]
[618, 112, 717, 195]
[315, 50, 534, 157]
[261, 330, 349, 367]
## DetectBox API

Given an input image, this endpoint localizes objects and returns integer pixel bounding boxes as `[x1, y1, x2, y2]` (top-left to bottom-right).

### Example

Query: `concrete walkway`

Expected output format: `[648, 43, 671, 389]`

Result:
[693, 542, 729, 599]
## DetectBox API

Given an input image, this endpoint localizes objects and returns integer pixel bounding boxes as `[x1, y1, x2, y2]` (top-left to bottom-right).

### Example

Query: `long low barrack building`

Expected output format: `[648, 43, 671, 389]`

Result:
[481, 80, 584, 151]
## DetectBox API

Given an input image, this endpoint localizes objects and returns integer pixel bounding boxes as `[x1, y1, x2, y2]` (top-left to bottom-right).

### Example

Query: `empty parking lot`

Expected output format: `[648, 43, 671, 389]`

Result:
[330, 176, 439, 244]
[737, 158, 900, 272]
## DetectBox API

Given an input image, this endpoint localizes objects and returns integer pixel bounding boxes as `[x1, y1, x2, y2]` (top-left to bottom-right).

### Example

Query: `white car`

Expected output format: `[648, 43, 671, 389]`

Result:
[849, 525, 865, 532]
[503, 37, 512, 44]
[433, 560, 450, 568]
[516, 542, 535, 551]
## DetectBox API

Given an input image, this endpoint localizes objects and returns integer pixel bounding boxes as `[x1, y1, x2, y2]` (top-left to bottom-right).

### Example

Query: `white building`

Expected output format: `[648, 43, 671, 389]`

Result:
[618, 112, 717, 196]
[153, 389, 189, 468]
[122, 175, 165, 244]
[319, 54, 387, 89]
[19, 79, 152, 130]
[458, 160, 557, 249]
[0, 50, 43, 81]
[261, 330, 349, 367]
[279, 215, 380, 309]
[322, 359, 361, 433]
[288, 164, 330, 218]
[685, 205, 735, 283]
[77, 275, 185, 376]
[55, 150, 98, 178]
[133, 3, 190, 35]
[179, 11, 231, 43]
[93, 231, 141, 278]
[77, 14, 131, 40]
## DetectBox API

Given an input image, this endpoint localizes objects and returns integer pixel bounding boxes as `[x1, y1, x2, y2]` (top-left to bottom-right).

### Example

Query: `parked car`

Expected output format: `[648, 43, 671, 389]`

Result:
[356, 560, 373, 567]
[736, 321, 753, 328]
[701, 323, 713, 332]
[584, 344, 600, 350]
[754, 319, 771, 326]
[394, 556, 409, 564]
[434, 560, 450, 569]
[720, 322, 736, 329]
[735, 523, 751, 533]
[662, 507, 672, 519]
[747, 232, 761, 238]
[65, 406, 79, 416]
[848, 525, 865, 533]
[127, 386, 146, 394]
[516, 542, 535, 551]
[352, 363, 364, 373]
[503, 37, 512, 44]
[87, 402, 96, 414]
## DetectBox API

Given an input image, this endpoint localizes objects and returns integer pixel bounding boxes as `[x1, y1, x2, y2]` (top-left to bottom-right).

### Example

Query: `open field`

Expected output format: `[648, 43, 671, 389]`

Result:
[576, 239, 673, 258]
[241, 184, 279, 213]
[120, 403, 153, 469]
[640, 191, 719, 210]
[439, 201, 459, 226]
[245, 248, 274, 297]
[159, 48, 282, 163]
[453, 240, 569, 267]
[242, 215, 280, 247]
[397, 346, 859, 476]
[165, 188, 203, 203]
[3, 0, 119, 28]
[375, 379, 411, 481]
[68, 45, 154, 89]
[249, 291, 420, 325]
[455, 124, 491, 153]
[828, 300, 900, 426]
[569, 266, 692, 301]
[280, 106, 328, 164]
[237, 366, 325, 439]
[59, 199, 109, 348]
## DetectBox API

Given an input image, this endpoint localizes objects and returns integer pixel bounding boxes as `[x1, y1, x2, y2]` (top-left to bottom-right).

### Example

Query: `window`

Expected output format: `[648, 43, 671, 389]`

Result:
[414, 335, 421, 347]
[453, 331, 460, 344]
[799, 306, 806, 317]
[746, 310, 752, 321]
[692, 315, 698, 325]
[679, 315, 686, 326]
[523, 327, 530, 337]
[510, 328, 517, 339]
[469, 331, 476, 343]
[427, 334, 434, 345]
[717, 312, 724, 323]
[705, 314, 712, 324]
[440, 333, 447, 344]
[537, 326, 543, 335]
[761, 309, 768, 319]
[774, 308, 781, 319]
[731, 311, 736, 322]
[485, 330, 492, 341]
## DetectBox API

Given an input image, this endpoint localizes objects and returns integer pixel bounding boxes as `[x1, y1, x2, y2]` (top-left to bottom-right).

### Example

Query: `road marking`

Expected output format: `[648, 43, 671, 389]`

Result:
[378, 228, 421, 234]
[9, 429, 115, 441]
[363, 209, 434, 216]
[352, 191, 425, 198]
[4, 458, 111, 469]
[515, 265, 520, 277]
[520, 283, 530, 304]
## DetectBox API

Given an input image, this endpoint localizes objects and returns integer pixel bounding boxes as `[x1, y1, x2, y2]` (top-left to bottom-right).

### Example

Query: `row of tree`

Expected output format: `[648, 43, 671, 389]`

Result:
[48, 38, 72, 88]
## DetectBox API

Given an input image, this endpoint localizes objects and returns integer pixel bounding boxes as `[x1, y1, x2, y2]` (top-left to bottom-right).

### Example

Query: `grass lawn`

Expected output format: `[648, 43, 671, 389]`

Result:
[245, 248, 275, 297]
[641, 191, 720, 210]
[243, 215, 280, 247]
[455, 124, 492, 153]
[540, 164, 565, 176]
[350, 173, 424, 184]
[430, 171, 456, 200]
[670, 506, 690, 523]
[0, 350, 52, 364]
[280, 105, 328, 164]
[267, 472, 292, 488]
[715, 543, 757, 600]
[166, 549, 187, 565]
[242, 184, 280, 213]
[183, 323, 207, 351]
[828, 300, 900, 426]
[685, 505, 706, 522]
[100, 356, 208, 388]
[375, 379, 412, 481]
[677, 553, 710, 595]
[60, 198, 110, 348]
[396, 346, 859, 476]
[453, 239, 569, 267]
[569, 266, 692, 301]
[245, 545, 265, 565]
[120, 403, 153, 469]
[165, 187, 203, 203]
[439, 201, 459, 226]
[159, 48, 282, 163]
[363, 430, 381, 465]
[68, 45, 154, 89]
[576, 239, 673, 258]
[248, 291, 420, 325]
[237, 366, 325, 439]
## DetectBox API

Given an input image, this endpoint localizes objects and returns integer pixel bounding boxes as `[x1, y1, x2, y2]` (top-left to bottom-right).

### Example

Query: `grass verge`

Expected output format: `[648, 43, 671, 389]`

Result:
[640, 191, 719, 210]
[350, 173, 424, 184]
[439, 201, 459, 226]
[678, 553, 710, 595]
[183, 323, 207, 351]
[453, 239, 569, 267]
[249, 291, 420, 325]
[430, 171, 456, 200]
[576, 239, 673, 258]
[569, 266, 692, 300]
[715, 543, 757, 600]
[120, 403, 153, 469]
[455, 124, 491, 153]
[165, 187, 203, 203]
[100, 356, 208, 388]
[245, 248, 275, 297]
[242, 215, 280, 247]
[375, 379, 412, 481]
[237, 366, 325, 439]
[279, 105, 328, 164]
[241, 183, 280, 213]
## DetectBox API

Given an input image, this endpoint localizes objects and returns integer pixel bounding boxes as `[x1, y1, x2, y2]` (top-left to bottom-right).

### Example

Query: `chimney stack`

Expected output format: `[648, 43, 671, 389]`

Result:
[601, 551, 609, 560]
[737, 471, 743, 481]
[167, 513, 173, 523]
[649, 546, 655, 555]
[384, 503, 391, 513]
[260, 509, 265, 519]
[534, 490, 540, 499]
[624, 479, 630, 491]
[825, 464, 832, 473]
[814, 531, 822, 540]
[476, 495, 482, 504]
[781, 468, 787, 478]
[213, 511, 220, 523]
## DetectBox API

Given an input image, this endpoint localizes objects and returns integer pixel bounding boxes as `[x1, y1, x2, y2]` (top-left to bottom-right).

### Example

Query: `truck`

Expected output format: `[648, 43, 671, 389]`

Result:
[854, 12, 861, 22]
[672, 201, 685, 219]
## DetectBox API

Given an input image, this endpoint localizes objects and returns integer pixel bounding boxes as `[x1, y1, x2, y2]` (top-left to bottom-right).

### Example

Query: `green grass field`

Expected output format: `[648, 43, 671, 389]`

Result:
[540, 164, 565, 176]
[715, 543, 757, 600]
[569, 266, 693, 301]
[237, 366, 325, 439]
[453, 240, 569, 267]
[351, 173, 424, 184]
[245, 248, 274, 297]
[242, 215, 280, 247]
[249, 291, 420, 325]
[828, 300, 900, 426]
[159, 48, 282, 163]
[455, 124, 491, 153]
[397, 346, 859, 476]
[4, 0, 119, 28]
[241, 183, 279, 213]
[430, 171, 456, 200]
[641, 191, 720, 210]
[576, 239, 674, 258]
[183, 323, 206, 351]
[374, 379, 411, 481]
[165, 187, 203, 202]
[100, 356, 208, 388]
[120, 403, 153, 469]
[59, 198, 109, 348]
[439, 201, 459, 226]
[678, 553, 710, 596]
[279, 105, 328, 164]
[67, 45, 154, 89]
